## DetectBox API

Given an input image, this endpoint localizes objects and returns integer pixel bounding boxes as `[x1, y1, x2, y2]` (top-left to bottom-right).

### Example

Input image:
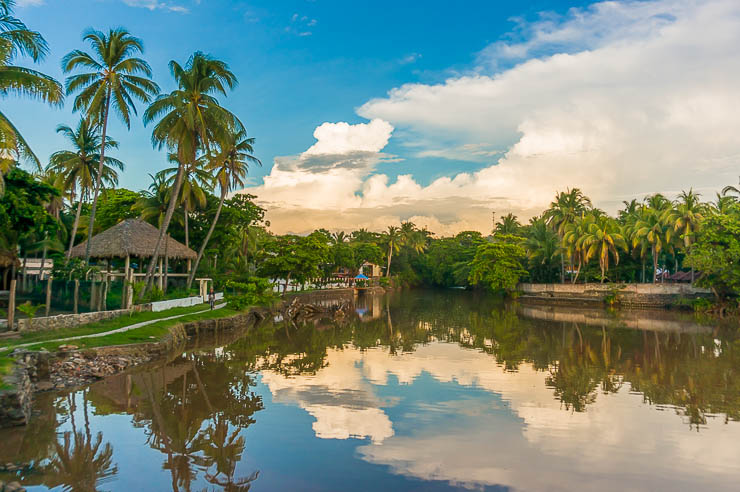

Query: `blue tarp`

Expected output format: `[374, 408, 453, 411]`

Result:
[354, 274, 369, 280]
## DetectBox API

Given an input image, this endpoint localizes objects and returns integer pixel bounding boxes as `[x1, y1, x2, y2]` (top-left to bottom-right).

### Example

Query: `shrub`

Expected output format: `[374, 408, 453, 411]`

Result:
[225, 277, 276, 310]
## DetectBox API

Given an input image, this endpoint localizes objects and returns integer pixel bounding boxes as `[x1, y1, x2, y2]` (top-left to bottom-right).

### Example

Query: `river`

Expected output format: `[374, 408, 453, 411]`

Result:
[1, 289, 739, 491]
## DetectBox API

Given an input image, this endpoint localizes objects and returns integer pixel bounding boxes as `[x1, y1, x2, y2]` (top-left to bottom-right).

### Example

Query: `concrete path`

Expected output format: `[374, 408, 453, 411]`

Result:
[1, 303, 227, 352]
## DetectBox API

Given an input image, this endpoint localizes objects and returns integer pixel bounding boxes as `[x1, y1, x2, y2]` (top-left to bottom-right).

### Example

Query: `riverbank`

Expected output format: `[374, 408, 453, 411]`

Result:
[517, 282, 713, 308]
[0, 303, 268, 428]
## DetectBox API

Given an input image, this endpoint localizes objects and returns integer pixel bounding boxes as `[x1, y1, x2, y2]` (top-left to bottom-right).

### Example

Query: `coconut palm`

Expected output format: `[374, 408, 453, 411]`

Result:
[140, 52, 241, 295]
[47, 119, 123, 258]
[581, 216, 627, 283]
[494, 213, 522, 235]
[632, 203, 673, 283]
[562, 213, 594, 283]
[62, 27, 159, 264]
[664, 189, 704, 282]
[157, 153, 213, 249]
[187, 128, 260, 288]
[524, 217, 559, 282]
[722, 176, 740, 198]
[384, 226, 402, 277]
[0, 0, 63, 195]
[544, 188, 592, 283]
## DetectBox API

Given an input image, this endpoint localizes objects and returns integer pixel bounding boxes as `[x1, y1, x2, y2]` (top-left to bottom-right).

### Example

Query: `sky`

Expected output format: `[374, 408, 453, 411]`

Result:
[10, 0, 740, 235]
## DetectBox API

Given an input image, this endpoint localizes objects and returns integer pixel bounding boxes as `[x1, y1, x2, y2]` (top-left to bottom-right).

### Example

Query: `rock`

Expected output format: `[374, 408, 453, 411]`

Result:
[7, 482, 22, 491]
[58, 345, 78, 352]
[35, 381, 54, 391]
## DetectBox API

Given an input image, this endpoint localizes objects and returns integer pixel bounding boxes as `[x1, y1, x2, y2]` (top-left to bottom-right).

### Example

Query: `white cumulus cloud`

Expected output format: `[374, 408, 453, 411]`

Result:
[241, 0, 740, 235]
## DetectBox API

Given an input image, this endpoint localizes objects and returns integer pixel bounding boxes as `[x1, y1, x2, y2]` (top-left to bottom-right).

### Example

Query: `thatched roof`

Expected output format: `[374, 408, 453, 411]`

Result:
[68, 219, 197, 260]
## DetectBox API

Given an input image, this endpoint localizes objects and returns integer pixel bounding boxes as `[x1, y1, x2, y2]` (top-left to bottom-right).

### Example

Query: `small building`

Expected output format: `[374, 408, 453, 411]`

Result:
[361, 262, 383, 278]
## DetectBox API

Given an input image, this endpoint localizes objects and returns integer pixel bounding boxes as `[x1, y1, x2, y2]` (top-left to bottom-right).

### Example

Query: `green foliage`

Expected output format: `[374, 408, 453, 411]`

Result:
[225, 277, 275, 309]
[684, 204, 740, 299]
[258, 232, 330, 288]
[94, 188, 140, 231]
[468, 235, 528, 294]
[0, 168, 59, 253]
[17, 301, 42, 320]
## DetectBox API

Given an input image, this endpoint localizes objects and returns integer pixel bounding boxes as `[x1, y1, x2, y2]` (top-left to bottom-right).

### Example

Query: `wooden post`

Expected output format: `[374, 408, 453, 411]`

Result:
[8, 263, 16, 331]
[187, 259, 192, 273]
[90, 277, 97, 312]
[45, 275, 52, 317]
[101, 277, 108, 312]
[122, 254, 130, 309]
[157, 257, 163, 291]
[73, 279, 79, 314]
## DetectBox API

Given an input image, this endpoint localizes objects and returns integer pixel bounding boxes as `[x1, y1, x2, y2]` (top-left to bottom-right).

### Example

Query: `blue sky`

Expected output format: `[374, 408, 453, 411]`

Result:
[11, 0, 740, 234]
[13, 0, 586, 188]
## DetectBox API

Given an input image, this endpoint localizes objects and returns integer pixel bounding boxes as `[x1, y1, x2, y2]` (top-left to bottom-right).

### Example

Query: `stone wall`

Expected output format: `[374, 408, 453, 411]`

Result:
[518, 283, 713, 307]
[9, 305, 151, 333]
[0, 351, 52, 429]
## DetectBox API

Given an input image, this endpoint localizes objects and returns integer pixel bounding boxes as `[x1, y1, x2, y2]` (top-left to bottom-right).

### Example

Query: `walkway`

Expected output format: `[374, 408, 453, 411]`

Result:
[1, 303, 227, 352]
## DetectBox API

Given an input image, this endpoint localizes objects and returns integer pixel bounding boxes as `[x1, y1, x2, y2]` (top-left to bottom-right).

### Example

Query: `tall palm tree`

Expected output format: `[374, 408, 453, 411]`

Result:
[562, 213, 594, 283]
[140, 52, 241, 295]
[62, 27, 159, 264]
[157, 153, 212, 249]
[545, 188, 592, 283]
[664, 189, 704, 282]
[384, 225, 401, 277]
[0, 0, 63, 195]
[524, 217, 559, 282]
[187, 128, 260, 288]
[47, 119, 123, 258]
[581, 216, 627, 283]
[632, 199, 673, 283]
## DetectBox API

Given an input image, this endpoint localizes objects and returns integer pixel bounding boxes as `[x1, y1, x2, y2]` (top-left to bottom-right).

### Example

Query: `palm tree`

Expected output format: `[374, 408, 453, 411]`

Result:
[62, 27, 159, 264]
[722, 176, 740, 198]
[0, 0, 63, 195]
[710, 192, 737, 215]
[524, 217, 559, 282]
[47, 119, 123, 258]
[331, 231, 348, 245]
[158, 153, 212, 249]
[544, 188, 592, 283]
[140, 52, 241, 295]
[581, 216, 627, 283]
[384, 225, 401, 277]
[632, 201, 673, 283]
[664, 189, 703, 282]
[562, 213, 594, 283]
[187, 128, 260, 288]
[494, 213, 521, 235]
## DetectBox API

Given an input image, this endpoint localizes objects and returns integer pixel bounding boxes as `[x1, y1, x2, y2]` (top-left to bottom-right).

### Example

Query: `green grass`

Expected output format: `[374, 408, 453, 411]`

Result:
[26, 307, 242, 352]
[0, 303, 220, 354]
[0, 356, 14, 390]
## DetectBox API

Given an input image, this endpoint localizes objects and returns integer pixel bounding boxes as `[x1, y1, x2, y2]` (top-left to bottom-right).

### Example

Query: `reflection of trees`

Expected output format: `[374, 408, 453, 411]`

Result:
[45, 431, 118, 492]
[41, 389, 118, 491]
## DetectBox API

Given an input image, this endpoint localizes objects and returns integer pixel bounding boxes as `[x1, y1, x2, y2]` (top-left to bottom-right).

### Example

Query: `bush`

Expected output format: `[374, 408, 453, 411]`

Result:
[225, 277, 276, 310]
[378, 277, 390, 287]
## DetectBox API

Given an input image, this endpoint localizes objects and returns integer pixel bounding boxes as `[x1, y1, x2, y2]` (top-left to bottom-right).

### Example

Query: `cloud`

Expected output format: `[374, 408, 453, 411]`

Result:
[258, 342, 740, 491]
[241, 0, 740, 235]
[122, 0, 190, 13]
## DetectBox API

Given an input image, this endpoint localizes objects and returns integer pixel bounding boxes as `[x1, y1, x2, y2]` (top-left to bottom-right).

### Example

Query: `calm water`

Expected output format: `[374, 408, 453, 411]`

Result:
[2, 290, 740, 491]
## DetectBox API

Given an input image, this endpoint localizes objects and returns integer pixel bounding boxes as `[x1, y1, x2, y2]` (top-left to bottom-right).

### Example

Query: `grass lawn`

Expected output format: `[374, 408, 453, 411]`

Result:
[0, 304, 242, 355]
[0, 356, 14, 389]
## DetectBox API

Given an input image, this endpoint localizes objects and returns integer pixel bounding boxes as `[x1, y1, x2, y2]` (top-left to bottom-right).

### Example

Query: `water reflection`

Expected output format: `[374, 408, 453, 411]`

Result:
[1, 290, 739, 491]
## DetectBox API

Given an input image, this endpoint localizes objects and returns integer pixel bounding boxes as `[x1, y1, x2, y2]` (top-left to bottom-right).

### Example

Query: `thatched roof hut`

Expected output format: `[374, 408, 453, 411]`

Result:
[68, 218, 197, 260]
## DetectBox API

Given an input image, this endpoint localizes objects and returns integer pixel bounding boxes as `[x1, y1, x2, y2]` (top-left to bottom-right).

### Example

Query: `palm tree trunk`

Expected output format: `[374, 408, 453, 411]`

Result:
[560, 252, 565, 284]
[66, 195, 84, 259]
[141, 159, 186, 298]
[83, 88, 112, 265]
[184, 203, 189, 249]
[652, 246, 658, 283]
[641, 259, 646, 283]
[187, 187, 226, 289]
[386, 249, 392, 277]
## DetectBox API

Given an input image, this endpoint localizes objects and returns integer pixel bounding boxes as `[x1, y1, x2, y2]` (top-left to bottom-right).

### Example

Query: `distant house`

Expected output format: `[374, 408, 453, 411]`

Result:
[361, 262, 382, 278]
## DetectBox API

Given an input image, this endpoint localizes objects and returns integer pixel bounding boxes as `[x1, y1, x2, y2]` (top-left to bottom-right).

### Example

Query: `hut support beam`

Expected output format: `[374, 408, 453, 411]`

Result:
[45, 275, 52, 317]
[122, 255, 130, 310]
[158, 257, 163, 291]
